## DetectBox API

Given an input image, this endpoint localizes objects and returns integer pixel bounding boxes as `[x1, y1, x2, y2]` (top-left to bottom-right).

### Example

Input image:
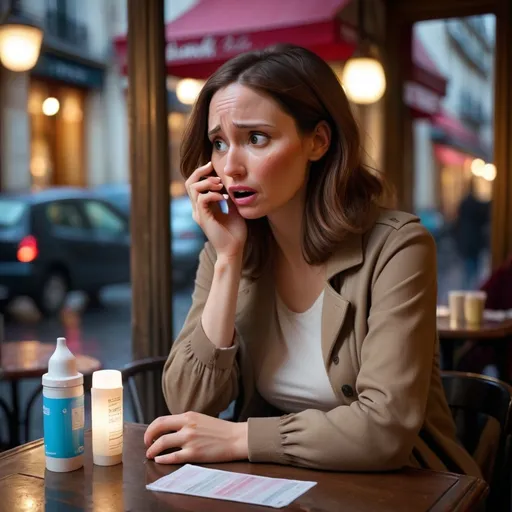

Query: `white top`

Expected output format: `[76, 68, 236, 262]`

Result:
[256, 291, 339, 413]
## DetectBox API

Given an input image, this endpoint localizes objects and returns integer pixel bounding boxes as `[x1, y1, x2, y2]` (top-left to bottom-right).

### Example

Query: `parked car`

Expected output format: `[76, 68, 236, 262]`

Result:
[0, 188, 130, 316]
[93, 183, 204, 287]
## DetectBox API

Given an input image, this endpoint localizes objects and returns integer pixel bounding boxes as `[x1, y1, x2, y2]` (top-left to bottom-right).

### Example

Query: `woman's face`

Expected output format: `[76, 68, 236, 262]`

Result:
[207, 83, 326, 220]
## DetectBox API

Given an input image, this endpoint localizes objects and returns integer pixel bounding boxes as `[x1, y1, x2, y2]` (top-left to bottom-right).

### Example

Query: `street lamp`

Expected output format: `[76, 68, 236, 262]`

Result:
[0, 1, 43, 72]
[341, 0, 386, 105]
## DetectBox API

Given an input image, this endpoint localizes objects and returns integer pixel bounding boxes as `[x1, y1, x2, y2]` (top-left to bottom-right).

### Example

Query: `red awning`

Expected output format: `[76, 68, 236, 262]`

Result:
[433, 108, 481, 147]
[114, 0, 355, 78]
[411, 38, 447, 96]
[431, 108, 491, 160]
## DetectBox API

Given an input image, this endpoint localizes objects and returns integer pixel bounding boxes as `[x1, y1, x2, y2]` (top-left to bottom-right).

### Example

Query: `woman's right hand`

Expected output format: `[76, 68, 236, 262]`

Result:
[185, 161, 247, 260]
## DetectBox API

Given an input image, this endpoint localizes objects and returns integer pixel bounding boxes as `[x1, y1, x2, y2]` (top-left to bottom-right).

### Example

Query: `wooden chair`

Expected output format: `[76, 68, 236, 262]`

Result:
[441, 370, 512, 511]
[121, 356, 168, 424]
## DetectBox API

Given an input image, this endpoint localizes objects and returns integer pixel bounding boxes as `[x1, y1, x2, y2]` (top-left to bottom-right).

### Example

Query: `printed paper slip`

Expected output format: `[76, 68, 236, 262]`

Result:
[146, 464, 317, 508]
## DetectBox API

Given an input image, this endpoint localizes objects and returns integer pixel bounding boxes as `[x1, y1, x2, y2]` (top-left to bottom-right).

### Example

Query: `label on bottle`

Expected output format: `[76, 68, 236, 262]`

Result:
[107, 395, 123, 455]
[43, 395, 85, 459]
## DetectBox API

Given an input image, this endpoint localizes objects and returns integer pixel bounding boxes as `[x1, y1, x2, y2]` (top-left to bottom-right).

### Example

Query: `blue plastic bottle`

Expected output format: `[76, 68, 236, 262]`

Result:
[42, 337, 85, 472]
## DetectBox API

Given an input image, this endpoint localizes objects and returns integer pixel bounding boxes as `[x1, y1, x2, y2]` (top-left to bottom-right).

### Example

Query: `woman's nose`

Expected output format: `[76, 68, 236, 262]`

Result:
[223, 148, 246, 179]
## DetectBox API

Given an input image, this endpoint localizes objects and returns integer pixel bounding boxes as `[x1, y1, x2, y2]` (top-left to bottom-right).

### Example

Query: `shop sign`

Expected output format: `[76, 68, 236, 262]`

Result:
[32, 53, 104, 89]
[166, 34, 252, 63]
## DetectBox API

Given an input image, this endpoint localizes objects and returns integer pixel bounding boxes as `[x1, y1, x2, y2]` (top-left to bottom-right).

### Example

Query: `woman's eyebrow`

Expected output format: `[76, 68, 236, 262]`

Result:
[208, 121, 274, 137]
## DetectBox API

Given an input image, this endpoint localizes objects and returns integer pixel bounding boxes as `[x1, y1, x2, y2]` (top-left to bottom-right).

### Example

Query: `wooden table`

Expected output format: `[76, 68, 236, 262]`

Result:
[437, 317, 512, 379]
[437, 317, 512, 340]
[0, 423, 488, 511]
[0, 341, 102, 448]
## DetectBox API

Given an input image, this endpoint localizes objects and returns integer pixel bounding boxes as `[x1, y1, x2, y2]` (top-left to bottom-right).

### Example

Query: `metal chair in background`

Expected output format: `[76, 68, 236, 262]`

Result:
[121, 356, 168, 425]
[441, 370, 512, 511]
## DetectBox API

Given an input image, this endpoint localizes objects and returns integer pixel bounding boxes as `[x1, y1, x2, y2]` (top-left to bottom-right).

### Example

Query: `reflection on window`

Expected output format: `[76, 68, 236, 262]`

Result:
[84, 201, 126, 234]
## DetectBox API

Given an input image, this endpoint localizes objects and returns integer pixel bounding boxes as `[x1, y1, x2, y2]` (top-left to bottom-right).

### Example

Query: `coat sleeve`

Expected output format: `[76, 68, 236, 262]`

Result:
[161, 242, 241, 417]
[247, 223, 438, 471]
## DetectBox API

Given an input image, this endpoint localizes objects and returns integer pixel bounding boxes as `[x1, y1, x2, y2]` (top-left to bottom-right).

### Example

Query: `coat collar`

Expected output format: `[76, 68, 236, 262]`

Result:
[326, 232, 364, 280]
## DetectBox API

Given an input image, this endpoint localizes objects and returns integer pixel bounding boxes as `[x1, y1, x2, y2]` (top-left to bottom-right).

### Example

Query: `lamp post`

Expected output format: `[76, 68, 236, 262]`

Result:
[0, 0, 43, 72]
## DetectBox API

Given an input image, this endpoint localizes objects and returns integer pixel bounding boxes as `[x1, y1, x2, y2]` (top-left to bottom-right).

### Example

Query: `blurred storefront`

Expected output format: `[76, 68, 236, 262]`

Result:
[27, 54, 104, 190]
[0, 0, 128, 193]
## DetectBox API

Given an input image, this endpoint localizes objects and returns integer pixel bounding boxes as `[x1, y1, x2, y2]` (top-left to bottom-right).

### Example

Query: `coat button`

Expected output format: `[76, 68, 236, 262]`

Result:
[341, 385, 354, 398]
[332, 355, 339, 365]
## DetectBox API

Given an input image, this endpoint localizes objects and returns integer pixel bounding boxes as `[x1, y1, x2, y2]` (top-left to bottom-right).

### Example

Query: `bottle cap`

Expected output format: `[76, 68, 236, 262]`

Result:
[42, 337, 83, 388]
[92, 369, 122, 389]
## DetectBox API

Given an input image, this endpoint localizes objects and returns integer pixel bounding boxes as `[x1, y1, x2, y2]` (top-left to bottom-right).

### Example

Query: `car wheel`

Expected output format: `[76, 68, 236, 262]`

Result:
[34, 271, 69, 317]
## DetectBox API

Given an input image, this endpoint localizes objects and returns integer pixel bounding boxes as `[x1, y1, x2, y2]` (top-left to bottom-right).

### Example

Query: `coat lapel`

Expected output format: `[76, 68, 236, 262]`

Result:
[321, 232, 364, 367]
[321, 284, 350, 367]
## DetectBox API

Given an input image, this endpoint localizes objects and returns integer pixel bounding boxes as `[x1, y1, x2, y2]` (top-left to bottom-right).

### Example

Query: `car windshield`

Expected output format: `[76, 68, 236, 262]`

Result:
[0, 199, 27, 228]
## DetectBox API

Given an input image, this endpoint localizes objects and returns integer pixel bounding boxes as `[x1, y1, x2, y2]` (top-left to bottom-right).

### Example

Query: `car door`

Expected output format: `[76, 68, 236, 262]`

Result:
[42, 200, 98, 288]
[80, 199, 130, 285]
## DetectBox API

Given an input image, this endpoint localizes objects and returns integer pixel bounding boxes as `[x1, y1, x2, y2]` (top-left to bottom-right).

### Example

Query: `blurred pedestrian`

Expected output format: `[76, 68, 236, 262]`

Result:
[453, 179, 490, 289]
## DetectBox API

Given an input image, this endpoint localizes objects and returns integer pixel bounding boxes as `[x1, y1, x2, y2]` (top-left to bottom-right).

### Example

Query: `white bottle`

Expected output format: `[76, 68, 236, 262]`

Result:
[91, 369, 123, 466]
[42, 337, 85, 473]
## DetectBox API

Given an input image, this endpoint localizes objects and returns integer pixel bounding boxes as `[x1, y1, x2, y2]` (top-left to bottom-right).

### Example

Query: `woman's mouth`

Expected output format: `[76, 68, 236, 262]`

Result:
[230, 188, 258, 206]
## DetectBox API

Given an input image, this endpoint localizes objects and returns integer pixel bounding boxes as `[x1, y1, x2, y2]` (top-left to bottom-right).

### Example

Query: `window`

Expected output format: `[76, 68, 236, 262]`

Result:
[0, 200, 27, 228]
[46, 201, 86, 229]
[83, 201, 126, 234]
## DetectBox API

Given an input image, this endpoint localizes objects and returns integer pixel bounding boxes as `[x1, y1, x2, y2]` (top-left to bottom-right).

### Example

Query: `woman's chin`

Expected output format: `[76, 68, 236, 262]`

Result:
[237, 207, 267, 220]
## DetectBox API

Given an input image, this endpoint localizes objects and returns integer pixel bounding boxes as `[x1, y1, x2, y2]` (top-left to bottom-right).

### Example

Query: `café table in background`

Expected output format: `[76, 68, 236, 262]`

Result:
[437, 314, 512, 380]
[0, 423, 488, 511]
[0, 340, 102, 448]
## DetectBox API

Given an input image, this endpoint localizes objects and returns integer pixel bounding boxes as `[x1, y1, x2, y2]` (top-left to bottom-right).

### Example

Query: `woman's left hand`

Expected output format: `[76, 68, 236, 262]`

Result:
[144, 411, 249, 464]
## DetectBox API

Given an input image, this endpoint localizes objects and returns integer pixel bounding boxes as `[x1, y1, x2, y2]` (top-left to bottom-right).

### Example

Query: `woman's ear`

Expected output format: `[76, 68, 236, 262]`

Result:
[308, 121, 331, 162]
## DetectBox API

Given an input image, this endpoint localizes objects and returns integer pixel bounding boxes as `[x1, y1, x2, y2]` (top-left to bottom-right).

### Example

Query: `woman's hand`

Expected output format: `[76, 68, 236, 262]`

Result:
[144, 411, 249, 464]
[185, 161, 247, 261]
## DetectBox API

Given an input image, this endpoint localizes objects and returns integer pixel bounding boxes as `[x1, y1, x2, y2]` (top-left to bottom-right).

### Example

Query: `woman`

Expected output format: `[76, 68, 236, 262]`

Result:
[144, 44, 480, 477]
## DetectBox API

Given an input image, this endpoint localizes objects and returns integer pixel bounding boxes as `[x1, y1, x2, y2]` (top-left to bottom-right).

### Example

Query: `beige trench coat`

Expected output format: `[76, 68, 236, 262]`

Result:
[162, 209, 481, 478]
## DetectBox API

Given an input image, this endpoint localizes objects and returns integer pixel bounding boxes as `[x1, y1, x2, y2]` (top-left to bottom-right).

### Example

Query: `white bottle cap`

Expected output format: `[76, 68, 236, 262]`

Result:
[92, 369, 122, 389]
[42, 337, 83, 388]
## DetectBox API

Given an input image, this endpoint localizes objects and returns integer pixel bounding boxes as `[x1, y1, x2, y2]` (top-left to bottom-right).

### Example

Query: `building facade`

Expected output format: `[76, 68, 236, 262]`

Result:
[0, 0, 129, 192]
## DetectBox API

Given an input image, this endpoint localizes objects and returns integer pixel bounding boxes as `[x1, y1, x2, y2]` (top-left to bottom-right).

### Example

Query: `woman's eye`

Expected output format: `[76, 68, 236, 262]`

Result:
[249, 133, 268, 145]
[213, 139, 228, 152]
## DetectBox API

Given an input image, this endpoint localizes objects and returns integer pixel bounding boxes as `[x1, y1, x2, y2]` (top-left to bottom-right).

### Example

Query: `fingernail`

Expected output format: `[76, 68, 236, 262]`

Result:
[154, 456, 163, 463]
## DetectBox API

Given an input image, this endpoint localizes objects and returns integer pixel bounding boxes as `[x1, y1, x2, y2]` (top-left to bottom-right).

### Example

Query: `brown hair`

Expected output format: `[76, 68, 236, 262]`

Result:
[181, 44, 386, 277]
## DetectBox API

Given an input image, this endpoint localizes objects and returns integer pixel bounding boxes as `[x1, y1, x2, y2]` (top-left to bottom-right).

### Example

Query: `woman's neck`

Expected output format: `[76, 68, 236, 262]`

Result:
[267, 189, 307, 270]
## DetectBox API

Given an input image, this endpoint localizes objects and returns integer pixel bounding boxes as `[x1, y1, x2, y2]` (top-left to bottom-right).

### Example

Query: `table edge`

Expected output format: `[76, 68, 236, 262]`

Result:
[451, 477, 489, 511]
[0, 437, 44, 462]
[0, 424, 489, 512]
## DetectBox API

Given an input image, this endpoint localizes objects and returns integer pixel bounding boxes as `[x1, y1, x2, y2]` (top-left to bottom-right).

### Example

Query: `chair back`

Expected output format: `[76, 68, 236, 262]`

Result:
[121, 356, 168, 424]
[441, 370, 512, 511]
